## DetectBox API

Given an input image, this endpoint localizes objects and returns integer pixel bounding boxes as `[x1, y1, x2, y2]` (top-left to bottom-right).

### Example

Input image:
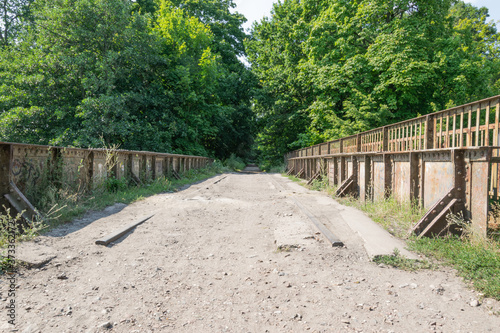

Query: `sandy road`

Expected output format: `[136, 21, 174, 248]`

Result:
[1, 172, 500, 332]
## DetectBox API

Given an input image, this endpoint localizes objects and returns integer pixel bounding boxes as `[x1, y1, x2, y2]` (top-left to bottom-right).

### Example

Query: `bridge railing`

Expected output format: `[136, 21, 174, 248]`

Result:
[0, 141, 213, 221]
[285, 95, 500, 238]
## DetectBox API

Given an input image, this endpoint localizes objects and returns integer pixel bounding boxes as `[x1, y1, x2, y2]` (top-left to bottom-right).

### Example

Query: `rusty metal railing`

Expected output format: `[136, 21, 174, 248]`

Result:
[286, 95, 500, 159]
[285, 95, 500, 237]
[0, 141, 213, 221]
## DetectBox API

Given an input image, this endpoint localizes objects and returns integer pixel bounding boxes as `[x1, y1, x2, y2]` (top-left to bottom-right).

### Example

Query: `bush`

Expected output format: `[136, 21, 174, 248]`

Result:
[224, 153, 246, 171]
[104, 176, 128, 193]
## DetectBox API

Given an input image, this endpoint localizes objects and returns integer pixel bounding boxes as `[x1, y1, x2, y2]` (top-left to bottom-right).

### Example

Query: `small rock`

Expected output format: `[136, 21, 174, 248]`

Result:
[470, 300, 480, 307]
[57, 273, 68, 280]
[399, 283, 409, 288]
[410, 283, 418, 289]
[99, 321, 112, 329]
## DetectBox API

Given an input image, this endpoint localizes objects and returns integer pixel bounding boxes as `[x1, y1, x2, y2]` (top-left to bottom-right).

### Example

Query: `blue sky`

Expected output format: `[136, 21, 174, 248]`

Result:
[232, 0, 500, 32]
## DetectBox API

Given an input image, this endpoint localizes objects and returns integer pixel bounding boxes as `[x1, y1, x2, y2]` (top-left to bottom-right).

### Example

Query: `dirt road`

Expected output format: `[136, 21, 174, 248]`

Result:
[2, 172, 499, 332]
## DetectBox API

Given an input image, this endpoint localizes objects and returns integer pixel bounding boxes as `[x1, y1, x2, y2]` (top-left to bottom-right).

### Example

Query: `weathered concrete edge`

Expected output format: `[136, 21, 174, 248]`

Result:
[331, 201, 420, 259]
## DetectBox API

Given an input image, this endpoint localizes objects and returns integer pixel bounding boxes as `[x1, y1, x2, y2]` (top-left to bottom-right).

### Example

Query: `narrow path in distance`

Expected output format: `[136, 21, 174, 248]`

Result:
[3, 172, 499, 332]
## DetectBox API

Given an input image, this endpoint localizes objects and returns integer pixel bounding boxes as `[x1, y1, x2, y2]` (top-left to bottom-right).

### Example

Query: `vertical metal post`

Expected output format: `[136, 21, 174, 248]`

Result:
[340, 157, 346, 182]
[333, 157, 338, 186]
[425, 115, 434, 150]
[384, 153, 392, 199]
[141, 155, 147, 182]
[409, 152, 419, 203]
[453, 149, 466, 214]
[0, 144, 12, 209]
[383, 126, 389, 152]
[365, 155, 372, 201]
[87, 151, 95, 191]
[152, 156, 157, 180]
[352, 156, 359, 197]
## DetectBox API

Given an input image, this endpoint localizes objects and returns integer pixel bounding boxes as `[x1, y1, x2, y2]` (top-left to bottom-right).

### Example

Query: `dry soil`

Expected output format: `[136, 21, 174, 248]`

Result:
[1, 171, 500, 332]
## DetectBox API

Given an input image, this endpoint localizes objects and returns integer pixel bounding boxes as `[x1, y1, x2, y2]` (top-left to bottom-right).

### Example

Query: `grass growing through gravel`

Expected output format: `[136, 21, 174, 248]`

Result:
[373, 248, 436, 271]
[409, 234, 500, 300]
[337, 196, 425, 239]
[0, 161, 228, 249]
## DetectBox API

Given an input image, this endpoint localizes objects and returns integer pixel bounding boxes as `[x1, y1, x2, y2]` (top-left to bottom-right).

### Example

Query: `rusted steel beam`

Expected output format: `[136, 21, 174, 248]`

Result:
[0, 144, 12, 210]
[296, 167, 305, 179]
[411, 187, 457, 237]
[306, 170, 321, 185]
[410, 152, 420, 203]
[4, 182, 40, 223]
[335, 174, 355, 197]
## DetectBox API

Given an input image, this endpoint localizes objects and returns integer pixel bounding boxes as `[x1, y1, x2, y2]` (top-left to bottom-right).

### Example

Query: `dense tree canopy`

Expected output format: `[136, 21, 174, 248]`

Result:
[247, 0, 500, 167]
[0, 0, 34, 47]
[0, 0, 499, 167]
[0, 0, 254, 158]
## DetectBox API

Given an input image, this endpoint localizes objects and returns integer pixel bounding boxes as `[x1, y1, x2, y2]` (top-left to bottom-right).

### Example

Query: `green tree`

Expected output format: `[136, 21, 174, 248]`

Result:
[0, 0, 34, 47]
[166, 0, 257, 159]
[0, 0, 252, 158]
[0, 0, 168, 149]
[248, 0, 500, 166]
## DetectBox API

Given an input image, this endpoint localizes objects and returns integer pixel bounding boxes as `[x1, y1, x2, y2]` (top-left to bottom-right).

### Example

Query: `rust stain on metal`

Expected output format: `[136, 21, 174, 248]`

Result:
[423, 161, 454, 209]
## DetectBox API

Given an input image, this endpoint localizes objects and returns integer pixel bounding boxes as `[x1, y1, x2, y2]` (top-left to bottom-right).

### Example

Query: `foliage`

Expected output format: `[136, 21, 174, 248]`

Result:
[247, 0, 500, 166]
[0, 0, 254, 159]
[0, 207, 47, 249]
[224, 153, 245, 171]
[409, 236, 500, 300]
[104, 177, 129, 193]
[0, 0, 35, 47]
[373, 248, 435, 271]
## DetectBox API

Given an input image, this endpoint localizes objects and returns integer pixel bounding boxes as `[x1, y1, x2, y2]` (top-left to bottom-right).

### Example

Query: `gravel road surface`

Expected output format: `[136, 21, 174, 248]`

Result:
[1, 172, 499, 332]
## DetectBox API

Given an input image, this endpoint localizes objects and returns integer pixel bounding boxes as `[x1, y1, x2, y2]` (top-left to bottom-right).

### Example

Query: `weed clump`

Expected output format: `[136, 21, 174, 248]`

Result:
[373, 248, 435, 271]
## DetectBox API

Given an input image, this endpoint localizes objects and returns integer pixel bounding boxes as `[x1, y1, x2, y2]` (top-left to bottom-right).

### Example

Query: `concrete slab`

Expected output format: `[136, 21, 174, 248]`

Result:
[276, 175, 420, 259]
[274, 218, 317, 249]
[330, 200, 420, 259]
